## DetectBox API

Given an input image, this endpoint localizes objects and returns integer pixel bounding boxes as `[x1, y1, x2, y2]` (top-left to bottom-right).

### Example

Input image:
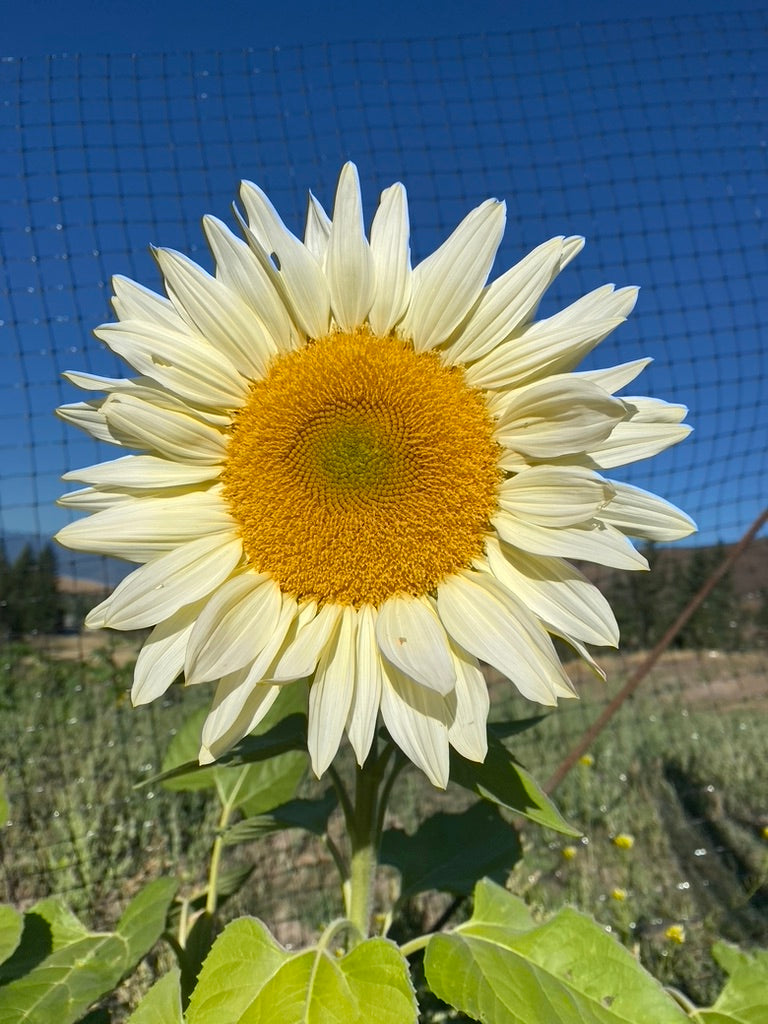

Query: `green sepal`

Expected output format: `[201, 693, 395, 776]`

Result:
[381, 803, 522, 900]
[450, 734, 580, 836]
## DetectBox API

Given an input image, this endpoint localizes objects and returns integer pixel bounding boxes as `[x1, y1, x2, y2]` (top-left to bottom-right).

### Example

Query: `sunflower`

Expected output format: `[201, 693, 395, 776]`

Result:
[56, 163, 694, 787]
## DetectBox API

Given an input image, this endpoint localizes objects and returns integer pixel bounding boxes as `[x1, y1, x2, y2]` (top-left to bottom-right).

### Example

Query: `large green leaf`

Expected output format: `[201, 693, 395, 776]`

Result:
[424, 880, 689, 1024]
[238, 938, 417, 1024]
[126, 968, 183, 1024]
[699, 946, 768, 1024]
[0, 908, 23, 970]
[149, 713, 307, 792]
[450, 735, 580, 836]
[381, 804, 522, 900]
[0, 881, 177, 1024]
[222, 790, 338, 847]
[185, 918, 288, 1024]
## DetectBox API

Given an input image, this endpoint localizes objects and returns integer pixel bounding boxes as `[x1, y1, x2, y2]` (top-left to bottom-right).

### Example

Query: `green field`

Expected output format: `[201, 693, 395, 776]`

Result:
[1, 636, 766, 1017]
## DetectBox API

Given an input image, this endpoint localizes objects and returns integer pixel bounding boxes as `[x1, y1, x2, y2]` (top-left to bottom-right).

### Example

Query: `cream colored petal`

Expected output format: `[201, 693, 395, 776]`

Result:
[499, 465, 615, 528]
[598, 481, 697, 541]
[466, 285, 638, 391]
[325, 162, 375, 331]
[56, 398, 125, 445]
[62, 455, 220, 489]
[492, 513, 649, 571]
[347, 604, 382, 766]
[484, 538, 619, 647]
[376, 594, 455, 695]
[154, 246, 277, 378]
[62, 370, 136, 392]
[110, 275, 182, 329]
[95, 320, 247, 409]
[494, 376, 627, 459]
[185, 573, 283, 684]
[199, 677, 283, 764]
[131, 599, 207, 705]
[559, 235, 586, 270]
[56, 491, 233, 562]
[437, 571, 568, 706]
[304, 191, 332, 263]
[85, 532, 242, 631]
[102, 392, 228, 464]
[587, 421, 693, 469]
[548, 629, 606, 683]
[574, 358, 653, 395]
[402, 199, 506, 352]
[368, 182, 412, 335]
[308, 605, 357, 777]
[239, 180, 331, 339]
[442, 237, 563, 364]
[622, 396, 689, 424]
[270, 601, 343, 681]
[203, 215, 299, 354]
[447, 642, 489, 763]
[56, 487, 134, 511]
[380, 661, 451, 789]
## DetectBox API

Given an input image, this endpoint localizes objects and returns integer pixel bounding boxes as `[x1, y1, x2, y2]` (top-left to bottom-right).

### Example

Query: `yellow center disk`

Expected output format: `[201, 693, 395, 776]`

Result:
[222, 326, 501, 606]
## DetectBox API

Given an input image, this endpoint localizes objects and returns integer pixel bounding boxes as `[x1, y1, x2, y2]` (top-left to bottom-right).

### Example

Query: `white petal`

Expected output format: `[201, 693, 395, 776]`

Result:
[308, 605, 357, 777]
[200, 677, 283, 764]
[347, 604, 382, 766]
[492, 514, 649, 571]
[203, 215, 299, 354]
[484, 538, 619, 647]
[270, 602, 342, 680]
[131, 599, 207, 705]
[62, 370, 139, 393]
[375, 594, 455, 695]
[304, 192, 332, 263]
[494, 376, 627, 458]
[574, 358, 653, 395]
[154, 247, 277, 378]
[56, 491, 233, 562]
[239, 180, 331, 339]
[447, 642, 489, 762]
[57, 487, 134, 511]
[185, 573, 283, 684]
[56, 398, 125, 445]
[380, 661, 451, 789]
[442, 237, 563, 364]
[111, 275, 183, 329]
[437, 571, 569, 706]
[598, 481, 697, 540]
[402, 199, 506, 352]
[587, 420, 693, 469]
[85, 532, 242, 630]
[94, 320, 247, 409]
[62, 455, 220, 489]
[325, 162, 375, 330]
[368, 182, 412, 334]
[498, 466, 615, 527]
[466, 285, 638, 391]
[102, 391, 228, 464]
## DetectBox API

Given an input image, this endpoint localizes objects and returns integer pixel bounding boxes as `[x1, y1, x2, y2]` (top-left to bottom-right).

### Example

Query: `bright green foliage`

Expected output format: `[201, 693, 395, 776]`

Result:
[222, 790, 338, 847]
[424, 879, 689, 1023]
[0, 908, 23, 970]
[450, 735, 580, 836]
[0, 878, 177, 1024]
[381, 804, 522, 899]
[0, 777, 8, 828]
[698, 944, 768, 1023]
[126, 967, 183, 1024]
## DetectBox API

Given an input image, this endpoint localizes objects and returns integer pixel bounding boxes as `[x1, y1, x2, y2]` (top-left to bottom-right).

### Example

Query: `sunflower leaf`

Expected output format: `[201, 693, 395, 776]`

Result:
[698, 945, 768, 1024]
[424, 879, 689, 1024]
[381, 803, 522, 900]
[0, 906, 24, 971]
[126, 967, 183, 1024]
[222, 790, 338, 847]
[449, 735, 580, 836]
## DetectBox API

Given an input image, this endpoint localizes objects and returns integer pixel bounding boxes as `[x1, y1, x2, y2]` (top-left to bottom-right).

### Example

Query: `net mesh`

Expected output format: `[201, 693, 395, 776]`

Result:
[1, 10, 766, 964]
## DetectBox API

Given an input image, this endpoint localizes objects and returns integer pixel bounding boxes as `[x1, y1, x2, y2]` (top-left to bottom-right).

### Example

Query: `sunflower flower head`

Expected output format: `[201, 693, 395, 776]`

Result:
[56, 162, 695, 788]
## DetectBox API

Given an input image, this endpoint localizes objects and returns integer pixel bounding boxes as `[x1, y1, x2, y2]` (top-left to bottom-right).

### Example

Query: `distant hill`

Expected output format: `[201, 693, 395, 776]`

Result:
[2, 533, 131, 589]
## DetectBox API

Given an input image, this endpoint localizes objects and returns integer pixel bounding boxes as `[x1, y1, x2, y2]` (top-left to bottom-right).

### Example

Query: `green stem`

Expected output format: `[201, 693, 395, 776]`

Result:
[206, 768, 249, 916]
[399, 933, 432, 958]
[346, 756, 381, 940]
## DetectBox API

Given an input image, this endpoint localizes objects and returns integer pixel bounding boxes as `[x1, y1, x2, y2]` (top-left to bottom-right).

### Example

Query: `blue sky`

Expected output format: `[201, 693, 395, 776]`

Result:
[1, 2, 766, 556]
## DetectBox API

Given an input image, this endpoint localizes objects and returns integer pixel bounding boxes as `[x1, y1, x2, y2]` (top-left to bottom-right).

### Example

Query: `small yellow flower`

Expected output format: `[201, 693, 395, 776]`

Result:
[610, 887, 627, 902]
[665, 924, 686, 944]
[761, 825, 768, 841]
[613, 833, 635, 850]
[578, 753, 594, 767]
[562, 845, 578, 861]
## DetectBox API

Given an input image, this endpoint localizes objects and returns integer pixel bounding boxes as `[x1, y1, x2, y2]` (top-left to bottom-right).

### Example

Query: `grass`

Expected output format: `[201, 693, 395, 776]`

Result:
[0, 636, 766, 1015]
